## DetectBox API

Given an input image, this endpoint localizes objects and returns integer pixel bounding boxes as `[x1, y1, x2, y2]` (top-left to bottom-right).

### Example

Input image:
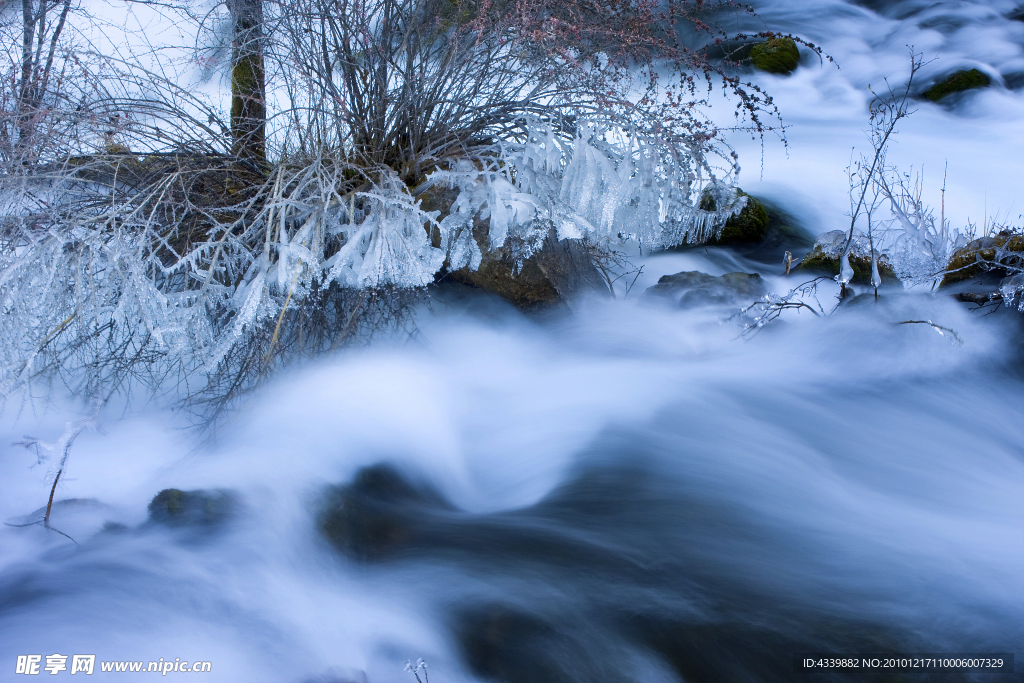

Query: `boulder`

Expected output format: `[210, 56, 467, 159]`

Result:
[701, 189, 770, 245]
[447, 243, 562, 308]
[147, 488, 234, 527]
[796, 230, 899, 285]
[318, 464, 453, 562]
[923, 69, 991, 102]
[442, 225, 609, 310]
[750, 37, 800, 75]
[941, 232, 1024, 285]
[647, 271, 767, 308]
[417, 182, 610, 309]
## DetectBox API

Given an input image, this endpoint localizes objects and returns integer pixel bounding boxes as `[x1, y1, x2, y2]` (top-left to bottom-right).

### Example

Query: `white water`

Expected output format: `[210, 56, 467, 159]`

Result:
[3, 1, 1024, 681]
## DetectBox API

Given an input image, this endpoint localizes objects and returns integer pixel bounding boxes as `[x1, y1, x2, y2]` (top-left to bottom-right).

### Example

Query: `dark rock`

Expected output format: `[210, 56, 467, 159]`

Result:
[647, 271, 767, 308]
[922, 68, 991, 102]
[457, 606, 586, 683]
[318, 464, 453, 561]
[417, 179, 610, 309]
[445, 228, 609, 309]
[750, 37, 800, 75]
[953, 291, 1002, 306]
[318, 459, 985, 683]
[701, 190, 770, 245]
[796, 230, 899, 285]
[1003, 71, 1024, 90]
[147, 488, 233, 527]
[447, 245, 563, 309]
[941, 232, 1024, 285]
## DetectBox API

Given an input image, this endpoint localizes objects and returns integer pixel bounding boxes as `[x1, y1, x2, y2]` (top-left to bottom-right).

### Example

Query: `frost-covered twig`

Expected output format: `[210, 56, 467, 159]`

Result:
[897, 320, 963, 346]
[839, 48, 924, 294]
[404, 659, 428, 683]
[731, 276, 829, 337]
[9, 398, 103, 542]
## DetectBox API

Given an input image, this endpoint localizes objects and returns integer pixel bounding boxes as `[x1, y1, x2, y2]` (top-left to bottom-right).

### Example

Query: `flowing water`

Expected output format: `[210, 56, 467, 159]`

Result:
[2, 1, 1024, 681]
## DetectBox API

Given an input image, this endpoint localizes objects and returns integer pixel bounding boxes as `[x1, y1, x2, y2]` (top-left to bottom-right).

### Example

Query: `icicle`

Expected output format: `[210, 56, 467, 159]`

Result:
[838, 248, 854, 286]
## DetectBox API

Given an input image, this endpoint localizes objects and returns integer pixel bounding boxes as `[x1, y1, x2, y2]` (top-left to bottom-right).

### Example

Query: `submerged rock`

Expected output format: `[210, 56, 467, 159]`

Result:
[941, 232, 1024, 285]
[647, 271, 767, 307]
[796, 230, 899, 285]
[922, 68, 991, 101]
[750, 37, 800, 75]
[318, 464, 453, 561]
[147, 488, 234, 527]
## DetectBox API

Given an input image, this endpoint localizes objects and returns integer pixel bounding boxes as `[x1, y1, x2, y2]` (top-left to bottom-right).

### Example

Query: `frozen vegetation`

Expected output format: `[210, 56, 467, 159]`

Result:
[1, 0, 1023, 681]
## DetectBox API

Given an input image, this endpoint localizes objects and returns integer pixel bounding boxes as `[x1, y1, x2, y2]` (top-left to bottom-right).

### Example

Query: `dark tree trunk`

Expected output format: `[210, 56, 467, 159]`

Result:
[18, 0, 38, 156]
[228, 0, 266, 167]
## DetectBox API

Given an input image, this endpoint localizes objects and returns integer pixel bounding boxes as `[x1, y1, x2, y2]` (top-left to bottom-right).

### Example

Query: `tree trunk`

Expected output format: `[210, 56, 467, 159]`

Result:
[17, 0, 38, 157]
[228, 0, 266, 167]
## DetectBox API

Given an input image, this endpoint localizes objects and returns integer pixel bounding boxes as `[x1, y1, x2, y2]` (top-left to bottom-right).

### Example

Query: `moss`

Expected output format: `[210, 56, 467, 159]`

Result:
[923, 69, 991, 102]
[230, 54, 266, 163]
[447, 251, 562, 308]
[319, 464, 453, 562]
[148, 488, 233, 527]
[797, 249, 899, 285]
[750, 37, 800, 75]
[701, 190, 771, 244]
[941, 233, 1024, 285]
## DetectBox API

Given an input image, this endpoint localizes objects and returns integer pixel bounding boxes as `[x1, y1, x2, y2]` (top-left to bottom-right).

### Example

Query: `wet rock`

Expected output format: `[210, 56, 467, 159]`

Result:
[750, 37, 800, 75]
[647, 271, 767, 307]
[700, 189, 770, 244]
[457, 606, 593, 683]
[446, 227, 609, 309]
[446, 245, 563, 309]
[319, 459, 987, 683]
[796, 230, 899, 285]
[417, 178, 609, 309]
[318, 464, 453, 562]
[953, 291, 1002, 306]
[941, 232, 1024, 285]
[147, 488, 233, 527]
[922, 68, 991, 102]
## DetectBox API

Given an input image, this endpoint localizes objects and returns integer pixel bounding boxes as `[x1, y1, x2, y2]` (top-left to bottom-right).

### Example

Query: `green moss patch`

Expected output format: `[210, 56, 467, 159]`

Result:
[941, 233, 1024, 285]
[148, 488, 234, 527]
[797, 249, 899, 285]
[701, 189, 771, 244]
[923, 69, 991, 102]
[750, 38, 800, 75]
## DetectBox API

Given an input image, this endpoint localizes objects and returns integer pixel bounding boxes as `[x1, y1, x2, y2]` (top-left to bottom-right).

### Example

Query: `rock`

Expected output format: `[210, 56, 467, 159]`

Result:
[417, 180, 610, 309]
[953, 291, 1002, 306]
[941, 232, 1024, 285]
[447, 245, 563, 308]
[318, 464, 453, 562]
[750, 37, 800, 75]
[647, 271, 767, 307]
[147, 488, 234, 527]
[796, 230, 899, 285]
[443, 226, 609, 310]
[922, 68, 991, 102]
[700, 190, 770, 244]
[457, 605, 584, 683]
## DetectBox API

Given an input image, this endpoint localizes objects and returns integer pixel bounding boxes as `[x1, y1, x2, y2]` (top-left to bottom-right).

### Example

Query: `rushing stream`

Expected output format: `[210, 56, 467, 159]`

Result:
[3, 1, 1024, 681]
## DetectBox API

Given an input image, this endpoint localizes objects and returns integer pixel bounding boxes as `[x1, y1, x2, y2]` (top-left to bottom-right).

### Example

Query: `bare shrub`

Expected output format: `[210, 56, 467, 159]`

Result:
[1, 0, 803, 417]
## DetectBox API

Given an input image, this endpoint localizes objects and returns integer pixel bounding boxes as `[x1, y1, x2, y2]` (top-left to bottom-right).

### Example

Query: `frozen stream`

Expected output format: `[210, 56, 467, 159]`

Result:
[2, 1, 1024, 681]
